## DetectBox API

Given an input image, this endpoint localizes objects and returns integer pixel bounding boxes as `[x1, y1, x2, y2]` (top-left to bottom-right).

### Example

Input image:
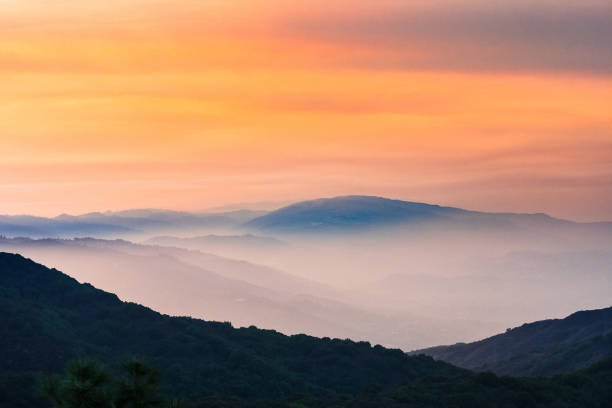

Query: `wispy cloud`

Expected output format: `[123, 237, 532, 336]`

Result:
[282, 1, 612, 74]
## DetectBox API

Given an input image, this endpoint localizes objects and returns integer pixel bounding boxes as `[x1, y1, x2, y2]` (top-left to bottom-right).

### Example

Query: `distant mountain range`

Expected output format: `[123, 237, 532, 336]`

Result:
[144, 233, 287, 254]
[245, 195, 612, 235]
[2, 196, 611, 352]
[0, 209, 264, 238]
[245, 196, 467, 232]
[413, 306, 612, 376]
[3, 196, 611, 239]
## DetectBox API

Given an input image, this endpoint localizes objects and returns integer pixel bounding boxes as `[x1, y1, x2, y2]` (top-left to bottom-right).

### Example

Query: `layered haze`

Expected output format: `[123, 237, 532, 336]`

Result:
[2, 196, 610, 350]
[1, 0, 611, 361]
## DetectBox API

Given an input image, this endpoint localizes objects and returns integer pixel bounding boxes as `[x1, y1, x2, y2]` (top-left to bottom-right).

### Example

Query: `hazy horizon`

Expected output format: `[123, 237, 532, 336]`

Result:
[1, 193, 611, 351]
[2, 195, 612, 224]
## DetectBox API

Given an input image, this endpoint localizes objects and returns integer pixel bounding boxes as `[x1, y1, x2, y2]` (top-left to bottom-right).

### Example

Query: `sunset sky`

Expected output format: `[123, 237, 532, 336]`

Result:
[1, 0, 611, 220]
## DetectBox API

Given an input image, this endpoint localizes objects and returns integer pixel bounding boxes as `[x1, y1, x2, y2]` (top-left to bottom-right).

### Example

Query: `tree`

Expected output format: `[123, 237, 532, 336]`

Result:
[43, 358, 187, 408]
[43, 359, 113, 408]
[115, 358, 164, 408]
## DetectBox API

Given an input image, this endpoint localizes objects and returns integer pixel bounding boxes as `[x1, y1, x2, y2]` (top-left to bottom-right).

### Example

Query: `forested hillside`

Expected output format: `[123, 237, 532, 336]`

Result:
[0, 252, 459, 406]
[2, 252, 611, 408]
[414, 306, 612, 376]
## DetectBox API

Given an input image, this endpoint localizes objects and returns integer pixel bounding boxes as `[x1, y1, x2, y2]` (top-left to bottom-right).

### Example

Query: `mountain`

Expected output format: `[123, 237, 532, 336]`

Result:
[144, 233, 287, 259]
[244, 195, 612, 237]
[2, 252, 612, 408]
[57, 209, 263, 233]
[0, 209, 265, 239]
[0, 237, 355, 335]
[244, 195, 468, 232]
[412, 306, 612, 376]
[0, 252, 461, 406]
[0, 214, 134, 237]
[3, 196, 611, 240]
[0, 237, 474, 350]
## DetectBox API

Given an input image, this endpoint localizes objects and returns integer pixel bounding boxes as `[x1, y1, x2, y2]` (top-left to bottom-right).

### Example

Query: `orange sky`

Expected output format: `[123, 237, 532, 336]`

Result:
[1, 0, 611, 220]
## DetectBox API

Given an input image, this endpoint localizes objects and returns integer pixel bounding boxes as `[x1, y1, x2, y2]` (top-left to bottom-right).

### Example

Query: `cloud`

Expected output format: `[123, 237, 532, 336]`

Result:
[3, 1, 610, 75]
[284, 1, 612, 74]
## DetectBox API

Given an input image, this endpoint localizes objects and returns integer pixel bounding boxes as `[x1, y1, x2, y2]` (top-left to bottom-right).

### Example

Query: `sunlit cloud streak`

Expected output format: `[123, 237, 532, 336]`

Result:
[283, 0, 612, 74]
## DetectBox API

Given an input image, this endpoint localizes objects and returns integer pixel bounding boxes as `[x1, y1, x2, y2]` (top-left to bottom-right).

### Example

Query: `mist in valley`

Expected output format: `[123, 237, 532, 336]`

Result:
[1, 196, 611, 350]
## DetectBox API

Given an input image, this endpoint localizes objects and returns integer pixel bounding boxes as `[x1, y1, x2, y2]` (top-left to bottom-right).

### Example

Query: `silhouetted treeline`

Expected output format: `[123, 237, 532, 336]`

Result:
[39, 357, 612, 408]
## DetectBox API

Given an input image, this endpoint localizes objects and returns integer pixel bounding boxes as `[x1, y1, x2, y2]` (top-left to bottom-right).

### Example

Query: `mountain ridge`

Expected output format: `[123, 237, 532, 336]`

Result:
[412, 306, 612, 376]
[3, 196, 612, 238]
[2, 252, 612, 407]
[0, 209, 265, 238]
[243, 195, 611, 234]
[0, 251, 462, 406]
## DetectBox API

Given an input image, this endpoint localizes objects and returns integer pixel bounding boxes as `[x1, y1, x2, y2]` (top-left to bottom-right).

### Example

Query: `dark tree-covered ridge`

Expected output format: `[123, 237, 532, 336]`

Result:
[413, 305, 612, 376]
[0, 252, 460, 406]
[3, 252, 611, 408]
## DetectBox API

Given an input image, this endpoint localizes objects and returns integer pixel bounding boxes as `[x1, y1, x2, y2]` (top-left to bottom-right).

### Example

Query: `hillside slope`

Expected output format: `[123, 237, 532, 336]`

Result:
[0, 252, 460, 406]
[312, 358, 612, 408]
[413, 306, 612, 376]
[0, 237, 463, 350]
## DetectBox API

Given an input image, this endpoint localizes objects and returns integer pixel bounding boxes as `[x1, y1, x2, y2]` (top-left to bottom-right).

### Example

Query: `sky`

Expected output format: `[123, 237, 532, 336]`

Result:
[1, 0, 611, 220]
